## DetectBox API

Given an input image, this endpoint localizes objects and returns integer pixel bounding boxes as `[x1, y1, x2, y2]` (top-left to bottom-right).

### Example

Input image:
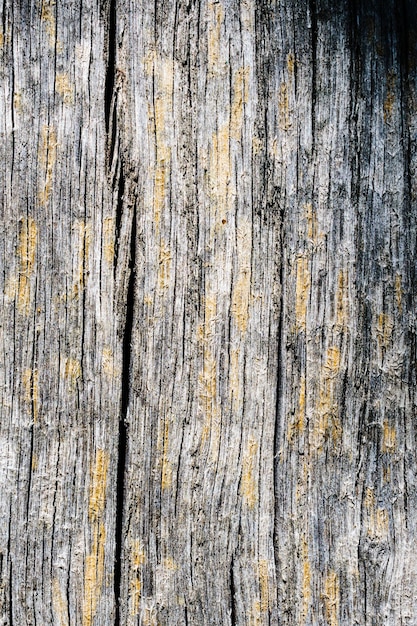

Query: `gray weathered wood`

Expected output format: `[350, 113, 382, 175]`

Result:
[1, 0, 417, 624]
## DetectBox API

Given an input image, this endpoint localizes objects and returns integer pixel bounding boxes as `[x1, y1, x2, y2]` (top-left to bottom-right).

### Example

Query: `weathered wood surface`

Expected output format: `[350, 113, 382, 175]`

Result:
[1, 0, 417, 624]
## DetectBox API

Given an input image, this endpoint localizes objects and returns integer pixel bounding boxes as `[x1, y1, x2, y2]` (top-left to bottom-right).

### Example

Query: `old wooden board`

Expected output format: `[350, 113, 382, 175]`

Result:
[1, 0, 417, 624]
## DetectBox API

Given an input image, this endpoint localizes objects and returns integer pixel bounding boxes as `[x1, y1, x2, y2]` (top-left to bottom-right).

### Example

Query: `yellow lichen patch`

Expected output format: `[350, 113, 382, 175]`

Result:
[163, 557, 178, 571]
[395, 274, 402, 313]
[288, 376, 306, 441]
[210, 125, 231, 225]
[103, 217, 115, 265]
[88, 449, 109, 522]
[304, 203, 317, 242]
[83, 522, 106, 626]
[336, 270, 348, 328]
[323, 571, 339, 626]
[38, 125, 57, 205]
[295, 256, 310, 331]
[231, 66, 250, 139]
[207, 1, 224, 74]
[301, 536, 311, 623]
[129, 578, 142, 617]
[382, 422, 396, 453]
[22, 368, 39, 422]
[376, 313, 393, 349]
[258, 560, 269, 612]
[0, 31, 3, 47]
[41, 0, 56, 47]
[241, 437, 258, 509]
[64, 357, 81, 391]
[56, 73, 74, 105]
[278, 82, 291, 130]
[17, 217, 37, 315]
[52, 578, 69, 626]
[287, 53, 295, 75]
[161, 420, 172, 490]
[158, 243, 172, 291]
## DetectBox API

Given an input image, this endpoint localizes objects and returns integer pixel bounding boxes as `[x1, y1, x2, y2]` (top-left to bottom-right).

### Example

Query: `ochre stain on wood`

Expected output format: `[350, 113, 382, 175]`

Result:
[103, 217, 115, 265]
[278, 82, 291, 130]
[241, 437, 258, 509]
[22, 367, 39, 423]
[288, 376, 306, 441]
[102, 347, 119, 378]
[295, 256, 310, 331]
[207, 1, 224, 74]
[304, 203, 317, 242]
[73, 220, 92, 295]
[163, 557, 178, 571]
[41, 0, 56, 47]
[383, 71, 396, 122]
[382, 421, 396, 453]
[301, 535, 311, 623]
[232, 219, 252, 333]
[56, 73, 74, 105]
[376, 313, 393, 349]
[83, 522, 106, 626]
[129, 578, 142, 617]
[158, 243, 172, 291]
[161, 419, 172, 490]
[210, 125, 231, 226]
[132, 540, 146, 568]
[199, 351, 221, 447]
[313, 347, 341, 451]
[88, 449, 109, 522]
[148, 56, 173, 231]
[17, 217, 37, 315]
[229, 348, 241, 413]
[365, 488, 389, 540]
[52, 578, 69, 626]
[336, 269, 348, 328]
[258, 559, 269, 612]
[287, 53, 295, 75]
[38, 125, 57, 205]
[63, 357, 81, 391]
[395, 273, 403, 313]
[83, 450, 109, 626]
[323, 571, 340, 626]
[231, 67, 250, 139]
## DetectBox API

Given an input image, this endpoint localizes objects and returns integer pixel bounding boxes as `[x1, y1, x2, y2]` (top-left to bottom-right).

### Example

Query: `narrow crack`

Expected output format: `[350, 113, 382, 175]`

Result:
[105, 0, 117, 164]
[104, 0, 134, 622]
[114, 194, 136, 626]
[229, 557, 237, 626]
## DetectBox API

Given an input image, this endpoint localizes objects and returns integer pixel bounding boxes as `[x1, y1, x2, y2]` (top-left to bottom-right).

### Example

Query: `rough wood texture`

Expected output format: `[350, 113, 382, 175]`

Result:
[1, 0, 417, 624]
